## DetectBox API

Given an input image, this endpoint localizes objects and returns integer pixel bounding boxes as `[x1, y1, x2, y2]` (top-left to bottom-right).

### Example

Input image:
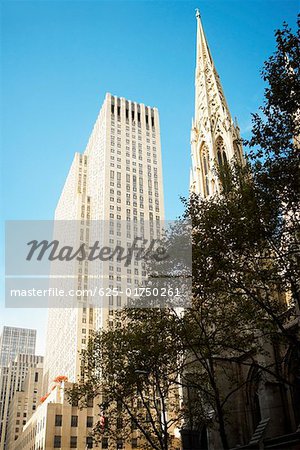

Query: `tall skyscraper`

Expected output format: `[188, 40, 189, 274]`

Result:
[190, 9, 244, 197]
[43, 93, 164, 389]
[0, 327, 36, 449]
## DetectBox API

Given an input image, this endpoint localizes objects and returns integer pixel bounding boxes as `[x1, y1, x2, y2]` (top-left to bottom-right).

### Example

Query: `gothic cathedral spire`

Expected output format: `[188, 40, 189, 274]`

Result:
[190, 9, 244, 197]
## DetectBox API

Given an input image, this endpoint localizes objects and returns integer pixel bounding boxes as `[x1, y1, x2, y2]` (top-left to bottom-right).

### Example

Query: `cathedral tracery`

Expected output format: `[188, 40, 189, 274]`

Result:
[233, 140, 242, 161]
[215, 136, 228, 166]
[191, 11, 244, 198]
[200, 144, 210, 196]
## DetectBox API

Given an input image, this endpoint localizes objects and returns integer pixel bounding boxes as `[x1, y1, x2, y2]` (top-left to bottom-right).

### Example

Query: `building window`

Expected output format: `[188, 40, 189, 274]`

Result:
[71, 415, 78, 427]
[70, 436, 77, 448]
[86, 436, 93, 448]
[55, 415, 62, 426]
[234, 140, 243, 161]
[87, 416, 93, 427]
[54, 435, 61, 448]
[34, 372, 39, 382]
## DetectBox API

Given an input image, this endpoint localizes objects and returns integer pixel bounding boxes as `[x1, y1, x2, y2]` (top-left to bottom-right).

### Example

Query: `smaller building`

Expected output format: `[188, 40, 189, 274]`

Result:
[12, 380, 100, 450]
[0, 354, 43, 450]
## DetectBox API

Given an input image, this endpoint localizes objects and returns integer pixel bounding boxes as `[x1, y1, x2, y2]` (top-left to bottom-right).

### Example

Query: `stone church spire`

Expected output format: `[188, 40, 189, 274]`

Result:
[190, 9, 244, 197]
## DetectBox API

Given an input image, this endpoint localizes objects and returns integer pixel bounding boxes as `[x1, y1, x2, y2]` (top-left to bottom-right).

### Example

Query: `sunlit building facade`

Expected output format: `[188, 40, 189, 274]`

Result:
[190, 10, 244, 197]
[43, 93, 164, 390]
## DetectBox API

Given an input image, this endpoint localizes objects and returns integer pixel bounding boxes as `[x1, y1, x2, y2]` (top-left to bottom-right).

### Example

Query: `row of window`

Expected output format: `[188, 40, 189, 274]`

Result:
[54, 414, 93, 427]
[111, 120, 155, 138]
[110, 155, 158, 167]
[111, 126, 156, 141]
[111, 128, 156, 143]
[54, 435, 93, 448]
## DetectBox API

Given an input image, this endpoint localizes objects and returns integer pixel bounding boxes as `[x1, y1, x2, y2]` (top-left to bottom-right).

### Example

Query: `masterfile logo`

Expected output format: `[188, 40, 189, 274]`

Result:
[5, 219, 192, 309]
[26, 237, 169, 266]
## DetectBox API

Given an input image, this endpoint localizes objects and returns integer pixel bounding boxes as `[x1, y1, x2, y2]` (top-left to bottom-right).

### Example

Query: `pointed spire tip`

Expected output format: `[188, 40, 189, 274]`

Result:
[195, 8, 201, 19]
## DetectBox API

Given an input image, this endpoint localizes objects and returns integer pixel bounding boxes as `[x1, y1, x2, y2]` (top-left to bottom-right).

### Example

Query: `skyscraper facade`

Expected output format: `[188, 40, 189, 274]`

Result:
[0, 327, 36, 369]
[43, 93, 164, 389]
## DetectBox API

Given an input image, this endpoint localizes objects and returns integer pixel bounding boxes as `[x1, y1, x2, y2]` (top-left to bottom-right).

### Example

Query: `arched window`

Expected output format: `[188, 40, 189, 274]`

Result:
[215, 137, 227, 166]
[233, 140, 242, 161]
[200, 145, 210, 196]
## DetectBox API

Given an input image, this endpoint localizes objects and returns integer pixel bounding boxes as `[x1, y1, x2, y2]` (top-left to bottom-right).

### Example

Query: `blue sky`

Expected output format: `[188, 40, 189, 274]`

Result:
[1, 0, 298, 354]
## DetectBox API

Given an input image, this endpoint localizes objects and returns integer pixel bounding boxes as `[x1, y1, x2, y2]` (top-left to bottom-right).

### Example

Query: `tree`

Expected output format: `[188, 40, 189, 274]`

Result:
[181, 163, 294, 449]
[179, 15, 300, 446]
[246, 14, 300, 310]
[69, 308, 186, 450]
